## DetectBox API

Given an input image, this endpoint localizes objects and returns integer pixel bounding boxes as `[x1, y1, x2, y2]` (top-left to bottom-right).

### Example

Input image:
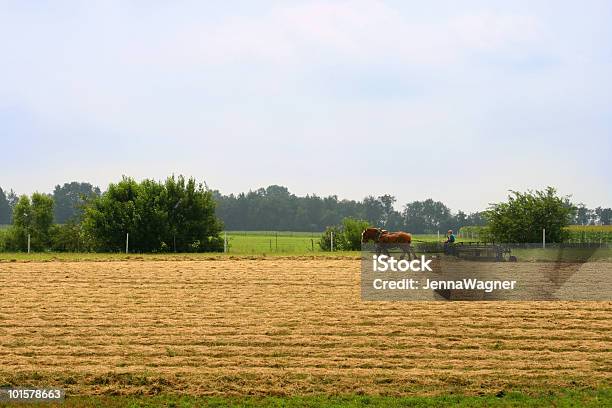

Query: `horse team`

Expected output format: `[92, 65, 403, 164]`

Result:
[361, 227, 417, 260]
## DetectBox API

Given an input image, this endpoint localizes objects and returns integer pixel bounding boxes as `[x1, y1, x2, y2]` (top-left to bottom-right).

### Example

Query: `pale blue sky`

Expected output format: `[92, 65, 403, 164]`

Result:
[1, 0, 610, 211]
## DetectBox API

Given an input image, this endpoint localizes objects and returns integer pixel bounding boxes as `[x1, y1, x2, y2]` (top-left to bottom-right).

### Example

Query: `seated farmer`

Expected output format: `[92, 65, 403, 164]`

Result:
[444, 230, 456, 254]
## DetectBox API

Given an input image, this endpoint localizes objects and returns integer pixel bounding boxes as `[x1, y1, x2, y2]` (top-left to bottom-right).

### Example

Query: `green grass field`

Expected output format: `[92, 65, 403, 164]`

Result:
[13, 389, 611, 407]
[1, 247, 609, 263]
[0, 230, 610, 261]
[224, 231, 467, 254]
[225, 231, 321, 253]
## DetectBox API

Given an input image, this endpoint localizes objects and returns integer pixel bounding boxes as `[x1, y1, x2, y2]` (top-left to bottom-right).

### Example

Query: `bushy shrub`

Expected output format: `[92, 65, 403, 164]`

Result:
[0, 228, 7, 251]
[82, 175, 223, 252]
[341, 218, 370, 250]
[319, 217, 369, 251]
[2, 226, 27, 251]
[49, 222, 94, 252]
[319, 225, 345, 251]
[486, 187, 574, 243]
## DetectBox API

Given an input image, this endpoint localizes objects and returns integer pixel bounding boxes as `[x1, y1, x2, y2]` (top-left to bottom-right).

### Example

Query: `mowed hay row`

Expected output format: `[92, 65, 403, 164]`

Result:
[0, 260, 610, 396]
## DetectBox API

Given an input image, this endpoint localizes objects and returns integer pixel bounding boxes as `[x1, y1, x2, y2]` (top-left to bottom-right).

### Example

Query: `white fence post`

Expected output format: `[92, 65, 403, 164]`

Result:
[126, 233, 129, 254]
[437, 230, 440, 241]
[542, 228, 545, 249]
[330, 231, 334, 252]
[27, 234, 31, 254]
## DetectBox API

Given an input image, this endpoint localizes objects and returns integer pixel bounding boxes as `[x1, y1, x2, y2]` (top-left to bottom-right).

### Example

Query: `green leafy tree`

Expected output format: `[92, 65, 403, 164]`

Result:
[486, 187, 575, 243]
[574, 204, 595, 225]
[82, 177, 140, 252]
[363, 196, 385, 227]
[319, 217, 369, 251]
[0, 187, 10, 224]
[7, 193, 54, 251]
[595, 207, 612, 225]
[465, 211, 488, 226]
[6, 189, 18, 222]
[342, 217, 370, 250]
[161, 175, 224, 252]
[31, 193, 54, 245]
[82, 175, 223, 252]
[53, 182, 101, 223]
[50, 222, 89, 252]
[319, 225, 345, 251]
[402, 199, 453, 234]
[7, 195, 31, 250]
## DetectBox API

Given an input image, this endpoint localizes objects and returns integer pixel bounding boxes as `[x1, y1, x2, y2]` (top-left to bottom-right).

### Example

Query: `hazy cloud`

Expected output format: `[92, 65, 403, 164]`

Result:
[1, 0, 610, 211]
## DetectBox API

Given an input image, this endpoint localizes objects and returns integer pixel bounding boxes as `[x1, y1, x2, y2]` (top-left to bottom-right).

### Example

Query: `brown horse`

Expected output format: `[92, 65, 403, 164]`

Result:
[361, 227, 417, 260]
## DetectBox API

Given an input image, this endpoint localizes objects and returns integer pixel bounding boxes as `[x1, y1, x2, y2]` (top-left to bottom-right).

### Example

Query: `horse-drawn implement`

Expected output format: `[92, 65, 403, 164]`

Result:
[362, 227, 516, 261]
[415, 241, 516, 262]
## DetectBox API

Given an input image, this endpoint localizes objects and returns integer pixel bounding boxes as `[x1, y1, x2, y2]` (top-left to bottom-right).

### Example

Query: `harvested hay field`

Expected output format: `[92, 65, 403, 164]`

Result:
[0, 259, 610, 397]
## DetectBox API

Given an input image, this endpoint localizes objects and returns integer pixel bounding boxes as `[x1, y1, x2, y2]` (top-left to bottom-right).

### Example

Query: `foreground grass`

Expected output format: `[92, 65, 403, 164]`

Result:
[19, 389, 612, 407]
[1, 247, 610, 262]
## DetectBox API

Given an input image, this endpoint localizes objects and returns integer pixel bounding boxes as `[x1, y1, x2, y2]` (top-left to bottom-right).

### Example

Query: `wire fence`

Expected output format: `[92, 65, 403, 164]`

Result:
[458, 227, 612, 244]
[224, 231, 322, 253]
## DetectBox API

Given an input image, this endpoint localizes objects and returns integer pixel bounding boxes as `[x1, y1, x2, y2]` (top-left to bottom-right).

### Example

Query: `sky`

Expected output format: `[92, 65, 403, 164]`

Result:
[1, 0, 610, 212]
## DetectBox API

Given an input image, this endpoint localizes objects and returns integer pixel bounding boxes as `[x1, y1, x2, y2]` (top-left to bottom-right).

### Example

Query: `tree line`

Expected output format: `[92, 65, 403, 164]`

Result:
[211, 186, 489, 233]
[1, 183, 610, 233]
[0, 183, 101, 225]
[0, 180, 610, 252]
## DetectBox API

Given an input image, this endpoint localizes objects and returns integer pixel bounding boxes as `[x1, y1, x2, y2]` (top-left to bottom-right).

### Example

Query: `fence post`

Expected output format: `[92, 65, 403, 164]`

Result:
[330, 231, 334, 252]
[126, 233, 129, 254]
[542, 228, 545, 249]
[311, 239, 314, 251]
[437, 230, 439, 241]
[27, 234, 31, 254]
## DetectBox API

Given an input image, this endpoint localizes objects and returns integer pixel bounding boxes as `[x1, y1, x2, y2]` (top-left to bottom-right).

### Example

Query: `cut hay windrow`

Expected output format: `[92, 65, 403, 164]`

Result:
[0, 259, 610, 396]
